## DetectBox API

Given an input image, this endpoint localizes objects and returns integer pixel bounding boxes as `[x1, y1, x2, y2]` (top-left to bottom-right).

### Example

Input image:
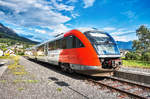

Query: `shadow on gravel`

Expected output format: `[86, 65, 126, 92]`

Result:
[0, 63, 4, 67]
[27, 58, 88, 80]
[55, 81, 70, 87]
[48, 77, 59, 81]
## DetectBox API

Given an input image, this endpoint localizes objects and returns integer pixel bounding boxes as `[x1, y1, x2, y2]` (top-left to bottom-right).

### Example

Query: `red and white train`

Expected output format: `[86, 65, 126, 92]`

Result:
[27, 28, 122, 76]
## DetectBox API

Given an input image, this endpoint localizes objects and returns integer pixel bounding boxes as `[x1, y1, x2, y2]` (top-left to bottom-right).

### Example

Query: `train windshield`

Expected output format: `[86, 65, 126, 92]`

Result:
[85, 31, 120, 55]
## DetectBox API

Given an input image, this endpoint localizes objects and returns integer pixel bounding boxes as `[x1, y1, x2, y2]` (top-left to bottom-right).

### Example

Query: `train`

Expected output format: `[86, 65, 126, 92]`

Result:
[26, 28, 122, 76]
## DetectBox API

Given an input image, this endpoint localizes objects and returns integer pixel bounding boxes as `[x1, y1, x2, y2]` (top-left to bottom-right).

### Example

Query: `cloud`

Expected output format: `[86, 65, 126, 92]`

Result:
[48, 24, 70, 36]
[83, 0, 95, 8]
[0, 0, 72, 27]
[102, 27, 116, 31]
[123, 10, 136, 18]
[112, 35, 137, 42]
[0, 0, 78, 42]
[34, 29, 46, 34]
[122, 10, 138, 22]
[0, 0, 97, 42]
[111, 30, 134, 35]
[112, 35, 128, 41]
[51, 0, 74, 11]
[67, 0, 78, 3]
[110, 28, 137, 41]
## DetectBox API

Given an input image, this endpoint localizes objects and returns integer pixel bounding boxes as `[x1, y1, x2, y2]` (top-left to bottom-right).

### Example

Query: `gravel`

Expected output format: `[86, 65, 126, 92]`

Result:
[0, 57, 119, 99]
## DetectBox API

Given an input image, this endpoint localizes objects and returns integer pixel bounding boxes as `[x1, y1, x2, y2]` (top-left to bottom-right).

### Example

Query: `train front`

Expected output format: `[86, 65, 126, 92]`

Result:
[84, 30, 122, 76]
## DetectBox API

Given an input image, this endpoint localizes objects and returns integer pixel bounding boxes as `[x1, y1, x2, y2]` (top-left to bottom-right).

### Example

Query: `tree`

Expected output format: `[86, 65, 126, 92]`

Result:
[134, 25, 150, 52]
[125, 52, 140, 60]
[132, 25, 150, 61]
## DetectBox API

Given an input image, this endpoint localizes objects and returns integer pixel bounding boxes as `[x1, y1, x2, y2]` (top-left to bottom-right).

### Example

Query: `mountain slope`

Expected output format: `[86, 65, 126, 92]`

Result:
[116, 41, 133, 50]
[0, 23, 38, 44]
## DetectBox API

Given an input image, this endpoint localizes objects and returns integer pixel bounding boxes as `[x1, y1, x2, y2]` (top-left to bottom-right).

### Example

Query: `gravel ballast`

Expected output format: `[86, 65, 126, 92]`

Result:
[0, 57, 119, 99]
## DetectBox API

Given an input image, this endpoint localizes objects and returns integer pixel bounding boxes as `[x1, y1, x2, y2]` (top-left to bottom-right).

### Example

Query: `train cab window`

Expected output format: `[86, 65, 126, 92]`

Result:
[72, 36, 84, 48]
[76, 37, 84, 48]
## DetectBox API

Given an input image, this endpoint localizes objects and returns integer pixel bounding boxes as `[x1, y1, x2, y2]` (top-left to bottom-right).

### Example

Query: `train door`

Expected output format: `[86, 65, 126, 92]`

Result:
[47, 41, 59, 65]
[44, 43, 49, 62]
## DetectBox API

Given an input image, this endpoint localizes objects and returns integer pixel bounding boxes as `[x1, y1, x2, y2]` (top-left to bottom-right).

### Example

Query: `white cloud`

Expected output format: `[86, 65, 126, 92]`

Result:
[112, 35, 137, 42]
[122, 10, 137, 22]
[83, 0, 95, 8]
[110, 28, 137, 41]
[111, 30, 134, 35]
[0, 0, 72, 27]
[112, 35, 127, 41]
[102, 27, 116, 31]
[0, 0, 77, 42]
[123, 10, 135, 18]
[67, 0, 78, 3]
[34, 29, 46, 34]
[71, 13, 79, 18]
[51, 0, 74, 11]
[0, 0, 95, 42]
[48, 24, 70, 36]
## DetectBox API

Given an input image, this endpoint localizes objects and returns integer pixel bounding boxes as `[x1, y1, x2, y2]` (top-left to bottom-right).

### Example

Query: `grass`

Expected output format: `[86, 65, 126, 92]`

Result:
[0, 80, 6, 83]
[13, 79, 39, 84]
[0, 56, 10, 59]
[123, 60, 150, 68]
[57, 88, 62, 92]
[0, 55, 39, 92]
[18, 88, 24, 91]
[8, 56, 28, 76]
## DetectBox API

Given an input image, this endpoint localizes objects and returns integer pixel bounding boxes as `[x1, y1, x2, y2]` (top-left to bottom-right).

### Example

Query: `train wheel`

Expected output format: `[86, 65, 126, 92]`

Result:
[67, 64, 74, 74]
[60, 63, 74, 73]
[60, 63, 67, 72]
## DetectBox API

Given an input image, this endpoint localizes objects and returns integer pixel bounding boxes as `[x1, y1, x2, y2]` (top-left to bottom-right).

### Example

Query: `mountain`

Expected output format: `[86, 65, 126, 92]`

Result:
[116, 41, 133, 50]
[0, 23, 38, 44]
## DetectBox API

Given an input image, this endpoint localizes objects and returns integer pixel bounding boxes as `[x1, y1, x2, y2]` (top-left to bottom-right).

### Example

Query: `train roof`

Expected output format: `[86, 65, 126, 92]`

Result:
[76, 28, 103, 33]
[31, 28, 107, 49]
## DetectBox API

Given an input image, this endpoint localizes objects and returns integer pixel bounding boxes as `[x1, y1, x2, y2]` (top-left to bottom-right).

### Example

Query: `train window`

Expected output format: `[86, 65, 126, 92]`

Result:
[48, 42, 52, 50]
[72, 36, 76, 48]
[49, 41, 55, 50]
[53, 41, 56, 50]
[62, 38, 67, 49]
[66, 36, 73, 49]
[56, 40, 60, 49]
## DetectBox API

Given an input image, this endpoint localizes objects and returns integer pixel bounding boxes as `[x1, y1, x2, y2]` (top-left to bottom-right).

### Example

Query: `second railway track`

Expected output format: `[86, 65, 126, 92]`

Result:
[87, 76, 150, 99]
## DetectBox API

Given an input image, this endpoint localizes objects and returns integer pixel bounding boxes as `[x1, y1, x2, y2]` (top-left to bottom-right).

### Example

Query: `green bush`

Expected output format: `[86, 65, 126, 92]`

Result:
[125, 52, 140, 60]
[17, 52, 24, 55]
[141, 52, 150, 61]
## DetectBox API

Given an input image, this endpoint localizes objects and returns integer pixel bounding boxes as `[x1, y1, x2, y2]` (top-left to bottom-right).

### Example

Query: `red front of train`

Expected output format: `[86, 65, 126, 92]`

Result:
[59, 29, 122, 76]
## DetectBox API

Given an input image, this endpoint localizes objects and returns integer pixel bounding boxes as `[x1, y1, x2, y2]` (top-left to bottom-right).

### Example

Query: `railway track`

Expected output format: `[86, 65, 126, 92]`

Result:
[27, 58, 150, 99]
[87, 76, 150, 99]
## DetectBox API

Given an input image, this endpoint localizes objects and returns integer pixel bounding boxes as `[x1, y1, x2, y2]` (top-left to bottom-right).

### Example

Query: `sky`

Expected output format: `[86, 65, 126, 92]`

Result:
[0, 0, 150, 42]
